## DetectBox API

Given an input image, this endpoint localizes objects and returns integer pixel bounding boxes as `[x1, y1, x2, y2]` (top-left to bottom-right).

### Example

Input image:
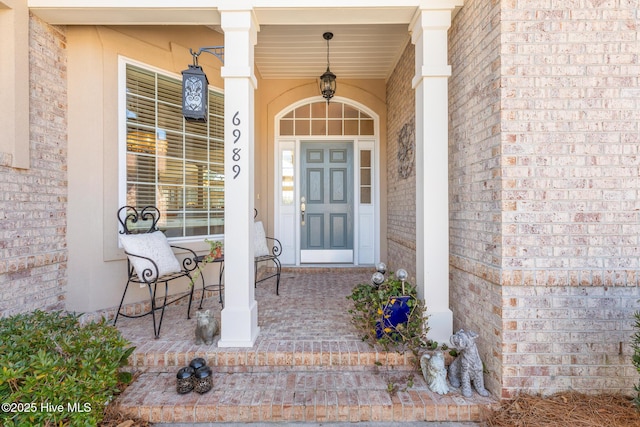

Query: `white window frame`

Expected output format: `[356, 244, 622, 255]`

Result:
[117, 56, 225, 243]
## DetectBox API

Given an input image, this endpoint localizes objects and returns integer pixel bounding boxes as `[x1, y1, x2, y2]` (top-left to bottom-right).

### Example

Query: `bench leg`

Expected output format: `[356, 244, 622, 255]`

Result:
[114, 279, 132, 326]
[154, 281, 170, 339]
[274, 257, 281, 295]
[149, 282, 159, 339]
[186, 271, 195, 319]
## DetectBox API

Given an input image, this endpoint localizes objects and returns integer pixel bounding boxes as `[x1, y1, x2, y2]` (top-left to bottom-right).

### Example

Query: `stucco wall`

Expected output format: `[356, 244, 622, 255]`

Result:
[0, 15, 68, 317]
[385, 41, 417, 278]
[65, 26, 228, 314]
[450, 0, 640, 397]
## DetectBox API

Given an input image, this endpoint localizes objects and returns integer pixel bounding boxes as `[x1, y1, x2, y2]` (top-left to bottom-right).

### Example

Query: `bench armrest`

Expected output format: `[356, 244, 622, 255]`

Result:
[264, 237, 282, 258]
[170, 245, 199, 272]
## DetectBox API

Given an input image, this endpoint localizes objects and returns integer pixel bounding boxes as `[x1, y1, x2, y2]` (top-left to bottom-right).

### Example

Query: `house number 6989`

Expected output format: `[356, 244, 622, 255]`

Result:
[231, 111, 241, 179]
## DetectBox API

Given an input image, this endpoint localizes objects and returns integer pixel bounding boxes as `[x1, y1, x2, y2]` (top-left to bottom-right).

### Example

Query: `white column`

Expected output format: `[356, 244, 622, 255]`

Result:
[411, 6, 458, 345]
[217, 9, 260, 347]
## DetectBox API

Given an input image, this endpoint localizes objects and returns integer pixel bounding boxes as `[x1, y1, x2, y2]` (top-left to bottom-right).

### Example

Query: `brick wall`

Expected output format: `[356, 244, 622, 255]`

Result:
[0, 15, 67, 317]
[499, 0, 639, 397]
[450, 0, 640, 397]
[449, 0, 504, 395]
[386, 42, 417, 278]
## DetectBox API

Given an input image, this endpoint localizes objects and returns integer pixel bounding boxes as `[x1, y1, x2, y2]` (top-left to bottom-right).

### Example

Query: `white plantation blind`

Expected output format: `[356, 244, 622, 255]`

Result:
[124, 63, 225, 238]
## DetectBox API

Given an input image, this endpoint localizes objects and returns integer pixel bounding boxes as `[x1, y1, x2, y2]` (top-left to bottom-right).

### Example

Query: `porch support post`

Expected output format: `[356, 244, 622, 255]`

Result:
[411, 5, 458, 344]
[217, 8, 259, 347]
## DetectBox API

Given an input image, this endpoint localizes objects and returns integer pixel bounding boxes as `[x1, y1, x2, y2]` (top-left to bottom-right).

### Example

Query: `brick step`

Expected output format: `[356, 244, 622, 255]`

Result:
[114, 368, 496, 424]
[127, 343, 417, 371]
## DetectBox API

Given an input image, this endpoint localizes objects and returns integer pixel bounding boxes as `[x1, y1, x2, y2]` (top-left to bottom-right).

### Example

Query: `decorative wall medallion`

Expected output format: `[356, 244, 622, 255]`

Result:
[397, 118, 415, 179]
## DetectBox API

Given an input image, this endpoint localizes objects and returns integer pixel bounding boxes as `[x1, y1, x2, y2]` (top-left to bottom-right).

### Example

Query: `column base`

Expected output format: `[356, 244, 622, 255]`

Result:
[426, 308, 453, 345]
[217, 300, 259, 347]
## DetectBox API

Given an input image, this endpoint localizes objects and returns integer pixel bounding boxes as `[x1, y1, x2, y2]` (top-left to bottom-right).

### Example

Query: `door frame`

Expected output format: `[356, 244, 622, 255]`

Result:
[274, 96, 380, 266]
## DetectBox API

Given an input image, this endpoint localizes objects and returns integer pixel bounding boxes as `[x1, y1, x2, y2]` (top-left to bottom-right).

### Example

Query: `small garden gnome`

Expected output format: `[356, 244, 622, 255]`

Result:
[420, 350, 449, 395]
[195, 310, 219, 345]
[448, 329, 490, 398]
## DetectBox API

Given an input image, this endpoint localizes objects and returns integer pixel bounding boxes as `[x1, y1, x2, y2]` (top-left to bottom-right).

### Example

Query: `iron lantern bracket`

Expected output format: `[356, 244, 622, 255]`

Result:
[189, 46, 225, 66]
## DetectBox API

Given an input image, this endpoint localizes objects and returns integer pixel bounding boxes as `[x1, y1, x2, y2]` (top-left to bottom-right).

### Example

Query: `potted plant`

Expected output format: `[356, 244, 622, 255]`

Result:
[189, 239, 224, 289]
[347, 263, 428, 359]
[205, 239, 223, 259]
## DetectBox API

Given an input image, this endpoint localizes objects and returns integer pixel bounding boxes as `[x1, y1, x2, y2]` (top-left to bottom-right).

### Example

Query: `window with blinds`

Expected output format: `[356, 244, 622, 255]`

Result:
[124, 63, 224, 238]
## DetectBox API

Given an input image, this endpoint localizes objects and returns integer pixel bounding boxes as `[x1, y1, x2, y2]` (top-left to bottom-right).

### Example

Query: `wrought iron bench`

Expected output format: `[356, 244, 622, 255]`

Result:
[115, 205, 199, 338]
[254, 210, 282, 295]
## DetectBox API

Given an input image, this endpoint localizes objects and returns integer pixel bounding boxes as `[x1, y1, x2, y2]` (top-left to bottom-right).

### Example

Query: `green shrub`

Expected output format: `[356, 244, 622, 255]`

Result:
[633, 311, 640, 409]
[347, 271, 428, 363]
[0, 310, 134, 426]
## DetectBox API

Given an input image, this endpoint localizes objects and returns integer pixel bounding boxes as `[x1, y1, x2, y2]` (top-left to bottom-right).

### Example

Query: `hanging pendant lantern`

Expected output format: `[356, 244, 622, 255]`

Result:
[182, 65, 208, 122]
[319, 32, 337, 103]
[182, 60, 209, 122]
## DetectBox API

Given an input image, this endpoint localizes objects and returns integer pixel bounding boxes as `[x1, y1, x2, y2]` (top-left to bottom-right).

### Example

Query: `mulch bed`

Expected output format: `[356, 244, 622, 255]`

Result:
[100, 403, 151, 427]
[100, 371, 151, 427]
[485, 391, 640, 427]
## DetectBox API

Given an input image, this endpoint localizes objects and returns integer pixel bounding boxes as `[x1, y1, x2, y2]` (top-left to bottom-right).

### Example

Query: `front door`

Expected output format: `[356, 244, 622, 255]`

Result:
[300, 142, 353, 263]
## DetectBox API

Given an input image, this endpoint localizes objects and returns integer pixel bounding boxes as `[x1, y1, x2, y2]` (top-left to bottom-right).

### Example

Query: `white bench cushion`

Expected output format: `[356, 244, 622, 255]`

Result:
[119, 231, 182, 279]
[254, 221, 270, 257]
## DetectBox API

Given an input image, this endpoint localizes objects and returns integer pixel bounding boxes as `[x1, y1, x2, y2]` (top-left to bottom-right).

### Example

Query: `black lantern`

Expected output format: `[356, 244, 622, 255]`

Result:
[182, 63, 209, 122]
[181, 46, 224, 122]
[319, 32, 337, 103]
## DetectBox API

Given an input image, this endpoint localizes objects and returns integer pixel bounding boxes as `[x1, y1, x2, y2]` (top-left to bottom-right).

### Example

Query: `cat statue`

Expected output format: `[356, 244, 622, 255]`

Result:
[195, 310, 219, 345]
[420, 350, 449, 395]
[448, 329, 490, 398]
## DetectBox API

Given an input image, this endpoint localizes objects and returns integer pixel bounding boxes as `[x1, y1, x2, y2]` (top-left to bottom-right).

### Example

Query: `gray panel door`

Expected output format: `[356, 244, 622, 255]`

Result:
[300, 142, 353, 263]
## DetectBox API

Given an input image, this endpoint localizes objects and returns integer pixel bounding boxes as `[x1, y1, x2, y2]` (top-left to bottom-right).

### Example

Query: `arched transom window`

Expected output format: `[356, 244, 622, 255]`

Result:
[279, 101, 374, 136]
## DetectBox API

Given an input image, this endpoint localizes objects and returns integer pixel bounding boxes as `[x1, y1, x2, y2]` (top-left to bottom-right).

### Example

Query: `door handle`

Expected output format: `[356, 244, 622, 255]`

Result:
[300, 197, 306, 226]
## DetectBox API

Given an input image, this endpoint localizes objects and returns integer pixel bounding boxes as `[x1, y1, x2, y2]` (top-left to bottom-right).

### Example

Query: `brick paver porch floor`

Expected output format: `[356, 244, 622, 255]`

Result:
[112, 268, 497, 424]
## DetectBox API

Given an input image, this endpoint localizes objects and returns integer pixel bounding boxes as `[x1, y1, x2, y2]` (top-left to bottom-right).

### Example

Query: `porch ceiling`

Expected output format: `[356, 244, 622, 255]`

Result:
[255, 24, 410, 80]
[29, 2, 419, 81]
